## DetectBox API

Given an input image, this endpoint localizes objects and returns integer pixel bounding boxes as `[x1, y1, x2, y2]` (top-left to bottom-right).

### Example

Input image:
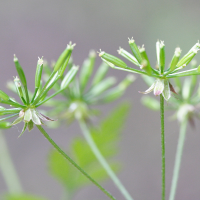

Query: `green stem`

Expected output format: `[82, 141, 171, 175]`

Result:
[169, 119, 188, 200]
[160, 94, 165, 200]
[36, 125, 116, 200]
[0, 131, 23, 194]
[78, 119, 133, 200]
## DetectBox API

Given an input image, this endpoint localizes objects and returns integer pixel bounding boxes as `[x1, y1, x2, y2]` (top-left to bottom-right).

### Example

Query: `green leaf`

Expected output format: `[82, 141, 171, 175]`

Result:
[2, 193, 47, 200]
[48, 102, 130, 193]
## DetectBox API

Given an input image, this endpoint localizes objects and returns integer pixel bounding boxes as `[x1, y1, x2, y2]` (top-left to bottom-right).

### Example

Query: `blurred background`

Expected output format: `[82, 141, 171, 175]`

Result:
[1, 0, 200, 199]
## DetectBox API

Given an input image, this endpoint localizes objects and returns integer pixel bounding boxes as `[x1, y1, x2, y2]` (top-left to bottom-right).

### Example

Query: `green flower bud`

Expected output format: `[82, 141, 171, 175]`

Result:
[118, 47, 140, 67]
[14, 76, 26, 104]
[159, 41, 165, 73]
[58, 51, 73, 77]
[13, 55, 27, 88]
[98, 75, 135, 103]
[53, 42, 75, 72]
[13, 55, 29, 103]
[128, 38, 142, 64]
[139, 45, 152, 75]
[156, 41, 160, 67]
[182, 77, 193, 100]
[118, 74, 136, 90]
[177, 48, 198, 68]
[99, 51, 127, 69]
[188, 42, 200, 53]
[0, 90, 10, 101]
[35, 57, 44, 89]
[92, 62, 109, 86]
[86, 77, 116, 98]
[60, 66, 79, 90]
[80, 50, 96, 91]
[156, 41, 165, 73]
[169, 47, 181, 72]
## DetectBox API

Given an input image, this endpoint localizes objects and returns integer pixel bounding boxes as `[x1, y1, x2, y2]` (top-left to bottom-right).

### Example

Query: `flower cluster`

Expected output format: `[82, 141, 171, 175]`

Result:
[99, 38, 200, 101]
[0, 42, 78, 136]
[42, 50, 135, 123]
[141, 61, 200, 125]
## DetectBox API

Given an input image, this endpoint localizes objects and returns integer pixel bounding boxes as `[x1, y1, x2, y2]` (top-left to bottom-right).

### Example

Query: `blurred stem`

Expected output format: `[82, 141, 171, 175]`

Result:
[0, 131, 23, 194]
[36, 125, 116, 200]
[160, 95, 165, 200]
[169, 119, 188, 200]
[78, 119, 133, 200]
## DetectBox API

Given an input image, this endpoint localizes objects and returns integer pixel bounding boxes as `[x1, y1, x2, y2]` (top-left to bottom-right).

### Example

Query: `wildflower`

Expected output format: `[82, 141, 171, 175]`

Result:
[142, 61, 200, 126]
[99, 39, 200, 101]
[43, 50, 135, 122]
[0, 42, 78, 136]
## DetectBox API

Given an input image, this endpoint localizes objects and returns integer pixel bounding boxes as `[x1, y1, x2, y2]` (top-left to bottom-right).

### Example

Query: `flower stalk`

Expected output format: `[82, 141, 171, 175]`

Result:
[99, 38, 200, 200]
[0, 131, 23, 194]
[0, 43, 119, 199]
[160, 94, 165, 200]
[78, 119, 133, 200]
[169, 119, 187, 200]
[37, 125, 116, 200]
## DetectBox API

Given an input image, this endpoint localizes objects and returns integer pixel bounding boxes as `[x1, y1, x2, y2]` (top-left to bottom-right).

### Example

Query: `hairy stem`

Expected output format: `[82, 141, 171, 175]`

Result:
[169, 119, 187, 200]
[36, 125, 116, 200]
[160, 95, 165, 200]
[78, 119, 133, 200]
[0, 131, 23, 194]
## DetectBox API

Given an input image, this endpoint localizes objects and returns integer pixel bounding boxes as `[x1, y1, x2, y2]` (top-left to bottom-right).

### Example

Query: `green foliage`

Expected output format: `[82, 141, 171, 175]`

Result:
[48, 102, 130, 194]
[2, 194, 47, 200]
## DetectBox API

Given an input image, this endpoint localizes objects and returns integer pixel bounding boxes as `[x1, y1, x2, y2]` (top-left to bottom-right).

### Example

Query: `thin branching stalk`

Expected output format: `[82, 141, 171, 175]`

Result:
[160, 94, 165, 200]
[169, 119, 188, 200]
[36, 125, 116, 200]
[78, 119, 133, 200]
[0, 131, 23, 194]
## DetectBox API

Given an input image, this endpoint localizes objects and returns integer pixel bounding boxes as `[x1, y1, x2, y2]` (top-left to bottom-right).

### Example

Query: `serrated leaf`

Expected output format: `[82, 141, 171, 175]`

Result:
[48, 102, 130, 193]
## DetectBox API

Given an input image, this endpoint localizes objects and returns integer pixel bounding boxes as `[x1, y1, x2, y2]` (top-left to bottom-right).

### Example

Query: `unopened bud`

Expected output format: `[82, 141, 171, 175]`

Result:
[118, 47, 140, 67]
[169, 47, 181, 71]
[139, 46, 152, 75]
[99, 51, 127, 69]
[35, 57, 44, 89]
[53, 42, 75, 72]
[177, 46, 198, 68]
[128, 37, 142, 64]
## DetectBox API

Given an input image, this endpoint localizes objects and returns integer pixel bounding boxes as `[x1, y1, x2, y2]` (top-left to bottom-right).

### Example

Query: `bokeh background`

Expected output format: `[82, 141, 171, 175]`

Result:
[1, 0, 200, 199]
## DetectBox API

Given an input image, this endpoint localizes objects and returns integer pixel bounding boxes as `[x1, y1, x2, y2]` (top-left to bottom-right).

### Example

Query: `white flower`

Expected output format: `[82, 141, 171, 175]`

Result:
[139, 78, 175, 101]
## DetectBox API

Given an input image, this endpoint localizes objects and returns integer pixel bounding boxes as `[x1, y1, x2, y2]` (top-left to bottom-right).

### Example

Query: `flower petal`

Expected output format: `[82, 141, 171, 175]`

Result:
[139, 81, 156, 94]
[24, 109, 32, 122]
[154, 79, 164, 96]
[31, 109, 42, 125]
[162, 79, 171, 101]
